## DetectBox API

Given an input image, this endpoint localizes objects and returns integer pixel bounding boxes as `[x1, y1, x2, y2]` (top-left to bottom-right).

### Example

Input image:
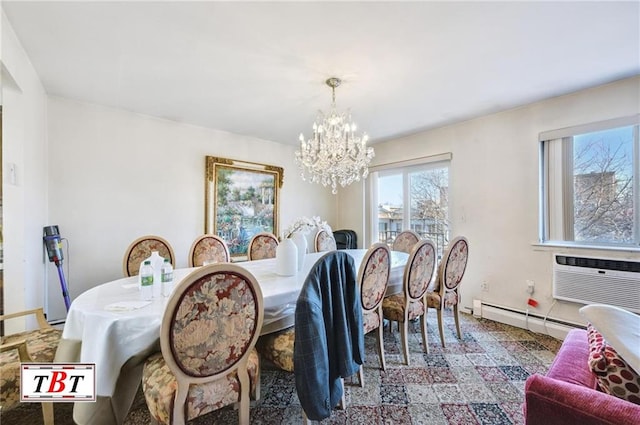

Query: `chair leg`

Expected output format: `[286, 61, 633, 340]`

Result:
[172, 384, 189, 425]
[239, 392, 250, 425]
[420, 313, 429, 354]
[41, 402, 54, 425]
[376, 322, 386, 371]
[254, 359, 261, 401]
[400, 320, 410, 366]
[437, 308, 446, 348]
[358, 364, 365, 388]
[453, 304, 462, 339]
[237, 364, 251, 424]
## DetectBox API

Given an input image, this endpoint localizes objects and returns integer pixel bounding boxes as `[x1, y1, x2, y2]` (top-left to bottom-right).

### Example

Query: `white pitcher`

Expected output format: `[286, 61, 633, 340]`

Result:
[275, 238, 297, 276]
[290, 232, 307, 271]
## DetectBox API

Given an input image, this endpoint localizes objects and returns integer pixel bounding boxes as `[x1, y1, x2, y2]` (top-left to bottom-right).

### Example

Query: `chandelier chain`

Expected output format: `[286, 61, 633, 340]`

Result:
[327, 77, 340, 104]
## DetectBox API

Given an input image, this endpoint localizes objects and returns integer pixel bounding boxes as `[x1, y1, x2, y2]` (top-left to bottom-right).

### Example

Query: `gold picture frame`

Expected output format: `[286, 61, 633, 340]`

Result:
[205, 156, 283, 258]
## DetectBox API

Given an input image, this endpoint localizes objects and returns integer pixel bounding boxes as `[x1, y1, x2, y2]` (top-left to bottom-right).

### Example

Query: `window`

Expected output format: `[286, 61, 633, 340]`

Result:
[371, 160, 450, 257]
[540, 116, 639, 248]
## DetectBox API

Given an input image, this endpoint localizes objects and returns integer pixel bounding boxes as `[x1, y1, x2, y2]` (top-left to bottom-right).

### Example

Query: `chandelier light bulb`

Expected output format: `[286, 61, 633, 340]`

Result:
[295, 77, 375, 194]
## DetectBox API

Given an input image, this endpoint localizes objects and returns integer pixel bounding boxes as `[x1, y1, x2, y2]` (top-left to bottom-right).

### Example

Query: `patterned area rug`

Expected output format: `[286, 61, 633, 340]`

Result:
[3, 313, 562, 424]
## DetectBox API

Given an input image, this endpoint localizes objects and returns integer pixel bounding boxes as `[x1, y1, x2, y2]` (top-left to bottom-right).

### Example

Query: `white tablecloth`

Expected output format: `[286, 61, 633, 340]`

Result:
[60, 249, 408, 397]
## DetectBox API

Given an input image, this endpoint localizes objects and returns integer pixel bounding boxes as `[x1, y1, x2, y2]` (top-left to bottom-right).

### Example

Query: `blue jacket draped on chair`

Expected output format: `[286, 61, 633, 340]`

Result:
[293, 251, 364, 421]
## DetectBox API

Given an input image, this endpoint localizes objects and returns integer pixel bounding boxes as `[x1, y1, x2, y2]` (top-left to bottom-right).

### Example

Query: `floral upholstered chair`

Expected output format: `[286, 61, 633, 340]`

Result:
[122, 235, 175, 277]
[142, 264, 264, 425]
[257, 330, 295, 372]
[188, 234, 230, 267]
[391, 230, 420, 254]
[1, 308, 62, 425]
[382, 239, 437, 365]
[426, 236, 469, 347]
[247, 232, 279, 260]
[356, 243, 391, 386]
[314, 229, 337, 252]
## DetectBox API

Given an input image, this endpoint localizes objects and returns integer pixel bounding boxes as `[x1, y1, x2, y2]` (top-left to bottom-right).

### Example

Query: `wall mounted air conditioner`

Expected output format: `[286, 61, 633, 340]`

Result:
[552, 254, 640, 313]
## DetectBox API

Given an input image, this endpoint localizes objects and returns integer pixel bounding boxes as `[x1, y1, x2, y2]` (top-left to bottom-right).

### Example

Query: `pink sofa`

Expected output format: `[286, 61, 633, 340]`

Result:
[524, 328, 640, 425]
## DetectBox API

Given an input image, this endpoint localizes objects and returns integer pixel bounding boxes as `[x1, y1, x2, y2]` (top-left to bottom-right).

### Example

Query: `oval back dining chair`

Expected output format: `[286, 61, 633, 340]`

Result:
[382, 238, 437, 365]
[314, 229, 337, 252]
[122, 235, 175, 277]
[392, 230, 421, 253]
[1, 308, 62, 425]
[142, 263, 264, 425]
[356, 243, 391, 386]
[188, 234, 230, 267]
[247, 232, 279, 260]
[426, 236, 469, 347]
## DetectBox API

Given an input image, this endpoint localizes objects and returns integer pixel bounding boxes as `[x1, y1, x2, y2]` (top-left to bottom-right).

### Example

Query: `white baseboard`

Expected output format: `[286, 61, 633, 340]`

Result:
[480, 303, 580, 340]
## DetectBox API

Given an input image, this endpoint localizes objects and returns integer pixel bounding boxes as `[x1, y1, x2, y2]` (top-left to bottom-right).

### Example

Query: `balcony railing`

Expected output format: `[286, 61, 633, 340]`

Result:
[379, 230, 449, 260]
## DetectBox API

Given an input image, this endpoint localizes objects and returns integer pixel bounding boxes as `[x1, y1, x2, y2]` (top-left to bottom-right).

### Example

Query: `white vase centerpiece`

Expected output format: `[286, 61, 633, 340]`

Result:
[275, 238, 298, 276]
[282, 216, 333, 267]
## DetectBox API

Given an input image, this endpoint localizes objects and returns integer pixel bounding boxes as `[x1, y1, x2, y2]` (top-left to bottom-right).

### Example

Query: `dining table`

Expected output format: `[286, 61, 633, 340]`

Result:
[54, 248, 409, 425]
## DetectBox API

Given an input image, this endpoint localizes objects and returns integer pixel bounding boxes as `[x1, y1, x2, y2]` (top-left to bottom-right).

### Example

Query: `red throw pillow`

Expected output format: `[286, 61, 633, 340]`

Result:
[587, 323, 640, 404]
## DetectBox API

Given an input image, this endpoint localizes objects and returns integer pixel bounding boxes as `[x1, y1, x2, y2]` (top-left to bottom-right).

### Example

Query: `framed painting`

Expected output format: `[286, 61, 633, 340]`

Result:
[205, 156, 283, 258]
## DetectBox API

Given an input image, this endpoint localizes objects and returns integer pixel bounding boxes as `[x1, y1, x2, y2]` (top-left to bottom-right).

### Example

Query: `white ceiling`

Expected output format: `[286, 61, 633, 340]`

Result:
[3, 1, 639, 146]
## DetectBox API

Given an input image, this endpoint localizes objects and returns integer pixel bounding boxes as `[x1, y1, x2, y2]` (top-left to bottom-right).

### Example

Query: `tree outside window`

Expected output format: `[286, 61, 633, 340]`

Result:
[541, 119, 639, 248]
[571, 126, 635, 245]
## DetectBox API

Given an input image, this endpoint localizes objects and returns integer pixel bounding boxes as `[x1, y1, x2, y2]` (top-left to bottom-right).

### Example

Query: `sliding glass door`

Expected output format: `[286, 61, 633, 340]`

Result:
[373, 161, 450, 258]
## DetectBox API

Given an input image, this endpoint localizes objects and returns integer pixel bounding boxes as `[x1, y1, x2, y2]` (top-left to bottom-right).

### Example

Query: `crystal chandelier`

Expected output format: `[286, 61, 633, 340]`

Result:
[295, 77, 375, 194]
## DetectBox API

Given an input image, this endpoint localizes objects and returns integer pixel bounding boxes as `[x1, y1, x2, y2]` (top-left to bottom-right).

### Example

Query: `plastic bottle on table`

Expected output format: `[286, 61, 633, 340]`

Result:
[161, 258, 174, 297]
[149, 251, 164, 297]
[140, 260, 154, 301]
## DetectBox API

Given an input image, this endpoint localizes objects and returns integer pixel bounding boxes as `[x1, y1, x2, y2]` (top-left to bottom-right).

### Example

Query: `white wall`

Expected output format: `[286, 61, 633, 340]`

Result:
[340, 76, 640, 327]
[1, 11, 49, 332]
[334, 179, 366, 248]
[45, 97, 335, 320]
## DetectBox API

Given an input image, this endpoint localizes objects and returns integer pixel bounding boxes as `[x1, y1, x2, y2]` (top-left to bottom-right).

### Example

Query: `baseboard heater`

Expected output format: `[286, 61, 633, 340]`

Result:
[480, 302, 583, 340]
[553, 254, 640, 313]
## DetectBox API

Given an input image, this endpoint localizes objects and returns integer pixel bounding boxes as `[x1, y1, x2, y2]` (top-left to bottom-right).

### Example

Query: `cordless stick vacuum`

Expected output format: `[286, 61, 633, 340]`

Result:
[43, 225, 71, 311]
